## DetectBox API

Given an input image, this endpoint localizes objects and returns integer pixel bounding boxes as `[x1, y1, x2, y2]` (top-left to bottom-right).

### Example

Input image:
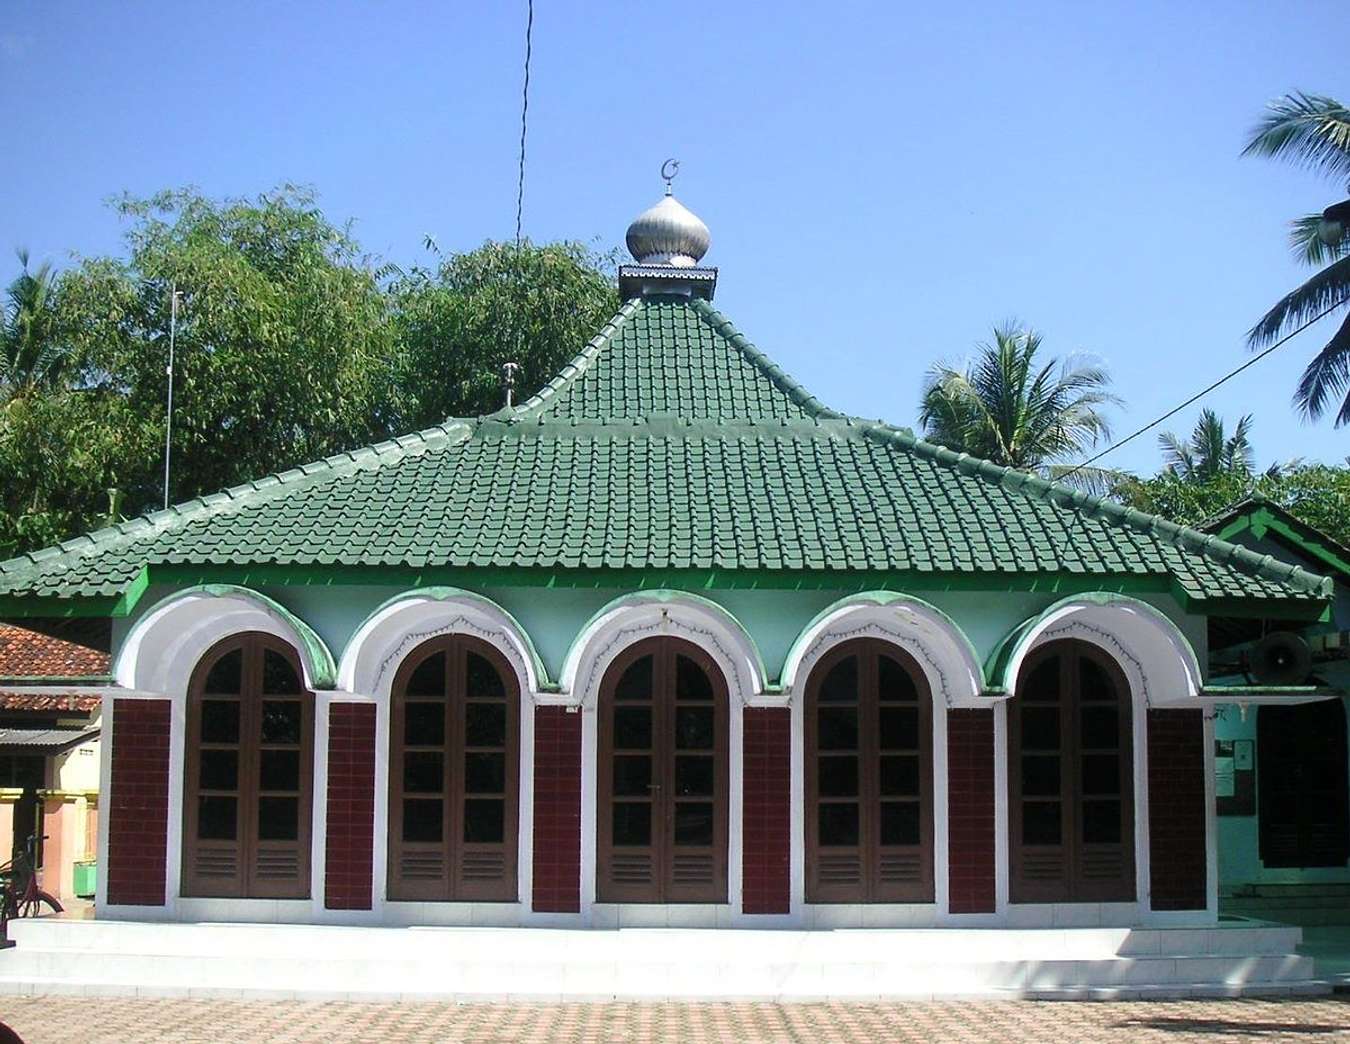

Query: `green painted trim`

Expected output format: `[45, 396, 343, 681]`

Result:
[983, 592, 1205, 692]
[1203, 684, 1342, 698]
[0, 597, 125, 619]
[145, 563, 1182, 595]
[1, 560, 1326, 622]
[108, 566, 150, 618]
[1259, 512, 1350, 583]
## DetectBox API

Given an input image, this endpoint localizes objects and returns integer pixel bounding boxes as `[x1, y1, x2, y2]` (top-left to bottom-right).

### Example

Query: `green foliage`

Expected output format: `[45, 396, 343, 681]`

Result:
[57, 186, 395, 510]
[1, 250, 67, 401]
[1243, 92, 1350, 425]
[1157, 409, 1256, 482]
[387, 240, 620, 429]
[0, 187, 621, 558]
[919, 322, 1120, 471]
[1120, 464, 1350, 548]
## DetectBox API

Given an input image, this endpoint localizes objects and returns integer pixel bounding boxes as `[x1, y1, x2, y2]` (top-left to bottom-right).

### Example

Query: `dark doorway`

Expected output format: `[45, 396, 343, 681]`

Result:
[804, 639, 934, 903]
[182, 633, 315, 898]
[387, 635, 520, 902]
[597, 638, 729, 904]
[0, 754, 46, 864]
[1258, 698, 1350, 868]
[1009, 640, 1136, 903]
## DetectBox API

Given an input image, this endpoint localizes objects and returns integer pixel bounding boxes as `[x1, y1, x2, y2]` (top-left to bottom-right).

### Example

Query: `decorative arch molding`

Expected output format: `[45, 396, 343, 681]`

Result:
[115, 584, 337, 694]
[990, 593, 1204, 708]
[781, 592, 984, 708]
[338, 587, 545, 701]
[559, 591, 767, 707]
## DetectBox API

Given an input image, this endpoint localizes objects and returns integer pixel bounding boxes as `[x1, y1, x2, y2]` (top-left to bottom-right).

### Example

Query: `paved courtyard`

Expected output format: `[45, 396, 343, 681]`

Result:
[3, 996, 1350, 1043]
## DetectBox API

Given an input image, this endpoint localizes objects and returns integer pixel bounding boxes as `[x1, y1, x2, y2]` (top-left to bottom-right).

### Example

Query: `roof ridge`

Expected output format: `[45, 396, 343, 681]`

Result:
[688, 297, 843, 421]
[856, 421, 1334, 600]
[0, 420, 474, 584]
[499, 298, 645, 421]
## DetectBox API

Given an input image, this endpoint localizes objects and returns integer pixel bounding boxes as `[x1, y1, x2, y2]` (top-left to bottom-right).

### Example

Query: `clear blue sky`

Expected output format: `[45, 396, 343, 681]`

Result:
[2, 1, 1345, 475]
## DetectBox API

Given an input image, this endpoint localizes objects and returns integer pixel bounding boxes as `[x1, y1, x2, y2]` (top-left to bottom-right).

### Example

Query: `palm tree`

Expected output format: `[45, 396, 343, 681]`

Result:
[919, 323, 1120, 479]
[1243, 93, 1350, 424]
[1157, 409, 1255, 481]
[0, 249, 66, 402]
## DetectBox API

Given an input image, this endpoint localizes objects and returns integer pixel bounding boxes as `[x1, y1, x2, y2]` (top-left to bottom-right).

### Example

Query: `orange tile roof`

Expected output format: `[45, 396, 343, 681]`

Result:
[0, 624, 111, 678]
[0, 692, 102, 713]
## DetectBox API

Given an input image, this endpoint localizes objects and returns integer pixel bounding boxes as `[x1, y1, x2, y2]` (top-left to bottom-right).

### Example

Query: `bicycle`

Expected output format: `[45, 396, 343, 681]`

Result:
[0, 834, 64, 934]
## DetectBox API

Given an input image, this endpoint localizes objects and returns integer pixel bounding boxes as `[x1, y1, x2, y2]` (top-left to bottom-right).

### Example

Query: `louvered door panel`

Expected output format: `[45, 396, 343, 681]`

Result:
[399, 850, 444, 882]
[878, 850, 923, 885]
[192, 846, 240, 887]
[254, 847, 301, 884]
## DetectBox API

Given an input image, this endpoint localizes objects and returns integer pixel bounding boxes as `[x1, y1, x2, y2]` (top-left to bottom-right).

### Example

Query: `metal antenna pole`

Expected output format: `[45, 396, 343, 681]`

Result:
[163, 286, 181, 510]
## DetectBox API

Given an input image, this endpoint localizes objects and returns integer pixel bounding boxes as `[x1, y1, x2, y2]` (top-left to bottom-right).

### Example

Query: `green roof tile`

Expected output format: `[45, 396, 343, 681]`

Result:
[0, 294, 1332, 611]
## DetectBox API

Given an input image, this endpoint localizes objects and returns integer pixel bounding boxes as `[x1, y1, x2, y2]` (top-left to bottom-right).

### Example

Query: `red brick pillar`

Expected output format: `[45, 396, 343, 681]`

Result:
[742, 707, 790, 914]
[1147, 708, 1207, 910]
[947, 708, 996, 913]
[325, 702, 376, 910]
[106, 699, 171, 906]
[532, 706, 581, 913]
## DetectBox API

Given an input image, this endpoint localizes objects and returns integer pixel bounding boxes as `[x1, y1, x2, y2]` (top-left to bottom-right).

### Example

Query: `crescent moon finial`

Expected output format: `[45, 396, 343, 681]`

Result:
[661, 158, 679, 195]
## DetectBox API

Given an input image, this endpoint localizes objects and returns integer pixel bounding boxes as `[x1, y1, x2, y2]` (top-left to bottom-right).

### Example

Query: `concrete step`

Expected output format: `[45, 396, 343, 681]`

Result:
[0, 920, 1327, 1001]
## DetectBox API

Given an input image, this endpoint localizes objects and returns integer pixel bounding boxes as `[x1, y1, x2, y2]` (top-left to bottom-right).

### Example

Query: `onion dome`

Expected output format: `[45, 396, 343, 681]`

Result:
[625, 192, 711, 267]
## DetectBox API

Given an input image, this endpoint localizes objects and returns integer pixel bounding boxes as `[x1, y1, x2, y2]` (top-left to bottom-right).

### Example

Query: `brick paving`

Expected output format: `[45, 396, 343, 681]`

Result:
[3, 996, 1350, 1043]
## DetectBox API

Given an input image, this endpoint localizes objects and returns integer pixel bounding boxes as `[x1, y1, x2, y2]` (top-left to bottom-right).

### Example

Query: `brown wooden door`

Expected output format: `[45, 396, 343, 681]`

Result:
[805, 640, 934, 903]
[1258, 699, 1350, 868]
[597, 638, 728, 903]
[1009, 640, 1135, 904]
[182, 633, 314, 898]
[388, 636, 519, 901]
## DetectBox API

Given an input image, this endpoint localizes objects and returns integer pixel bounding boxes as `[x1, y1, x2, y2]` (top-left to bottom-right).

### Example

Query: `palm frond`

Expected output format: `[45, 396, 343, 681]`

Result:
[1242, 92, 1350, 180]
[1292, 311, 1350, 424]
[1247, 254, 1350, 348]
[1290, 213, 1350, 267]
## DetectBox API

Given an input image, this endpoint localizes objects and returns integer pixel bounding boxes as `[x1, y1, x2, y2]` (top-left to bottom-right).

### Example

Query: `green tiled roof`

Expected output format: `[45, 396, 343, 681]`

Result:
[0, 294, 1332, 611]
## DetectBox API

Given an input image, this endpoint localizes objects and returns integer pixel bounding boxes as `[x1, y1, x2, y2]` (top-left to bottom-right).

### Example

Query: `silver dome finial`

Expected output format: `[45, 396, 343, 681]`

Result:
[625, 160, 710, 268]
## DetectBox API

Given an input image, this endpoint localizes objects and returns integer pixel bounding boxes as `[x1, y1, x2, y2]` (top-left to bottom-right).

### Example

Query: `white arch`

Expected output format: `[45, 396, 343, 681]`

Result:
[114, 584, 336, 695]
[998, 594, 1203, 708]
[781, 592, 984, 707]
[338, 587, 545, 701]
[559, 591, 766, 707]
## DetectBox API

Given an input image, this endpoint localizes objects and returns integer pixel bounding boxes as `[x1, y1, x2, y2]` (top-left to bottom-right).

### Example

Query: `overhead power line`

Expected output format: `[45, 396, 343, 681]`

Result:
[1060, 297, 1350, 482]
[515, 0, 533, 248]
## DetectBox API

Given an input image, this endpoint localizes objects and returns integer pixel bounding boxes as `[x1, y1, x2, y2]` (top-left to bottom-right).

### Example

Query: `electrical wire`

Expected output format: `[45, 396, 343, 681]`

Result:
[515, 0, 533, 248]
[1059, 297, 1350, 481]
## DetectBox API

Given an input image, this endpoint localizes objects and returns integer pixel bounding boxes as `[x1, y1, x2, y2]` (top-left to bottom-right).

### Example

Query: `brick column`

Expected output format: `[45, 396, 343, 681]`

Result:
[947, 708, 996, 914]
[742, 707, 790, 915]
[106, 699, 171, 906]
[325, 702, 376, 910]
[532, 706, 581, 913]
[1147, 708, 1207, 911]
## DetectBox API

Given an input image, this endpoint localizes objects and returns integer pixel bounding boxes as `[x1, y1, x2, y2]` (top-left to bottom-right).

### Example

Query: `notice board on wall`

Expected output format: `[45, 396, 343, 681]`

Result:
[1215, 738, 1255, 816]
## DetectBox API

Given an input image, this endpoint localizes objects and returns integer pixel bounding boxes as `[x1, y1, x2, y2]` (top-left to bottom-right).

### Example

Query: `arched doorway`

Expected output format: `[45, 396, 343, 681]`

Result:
[804, 639, 934, 903]
[596, 637, 729, 903]
[182, 632, 315, 898]
[1008, 639, 1135, 903]
[388, 635, 520, 902]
